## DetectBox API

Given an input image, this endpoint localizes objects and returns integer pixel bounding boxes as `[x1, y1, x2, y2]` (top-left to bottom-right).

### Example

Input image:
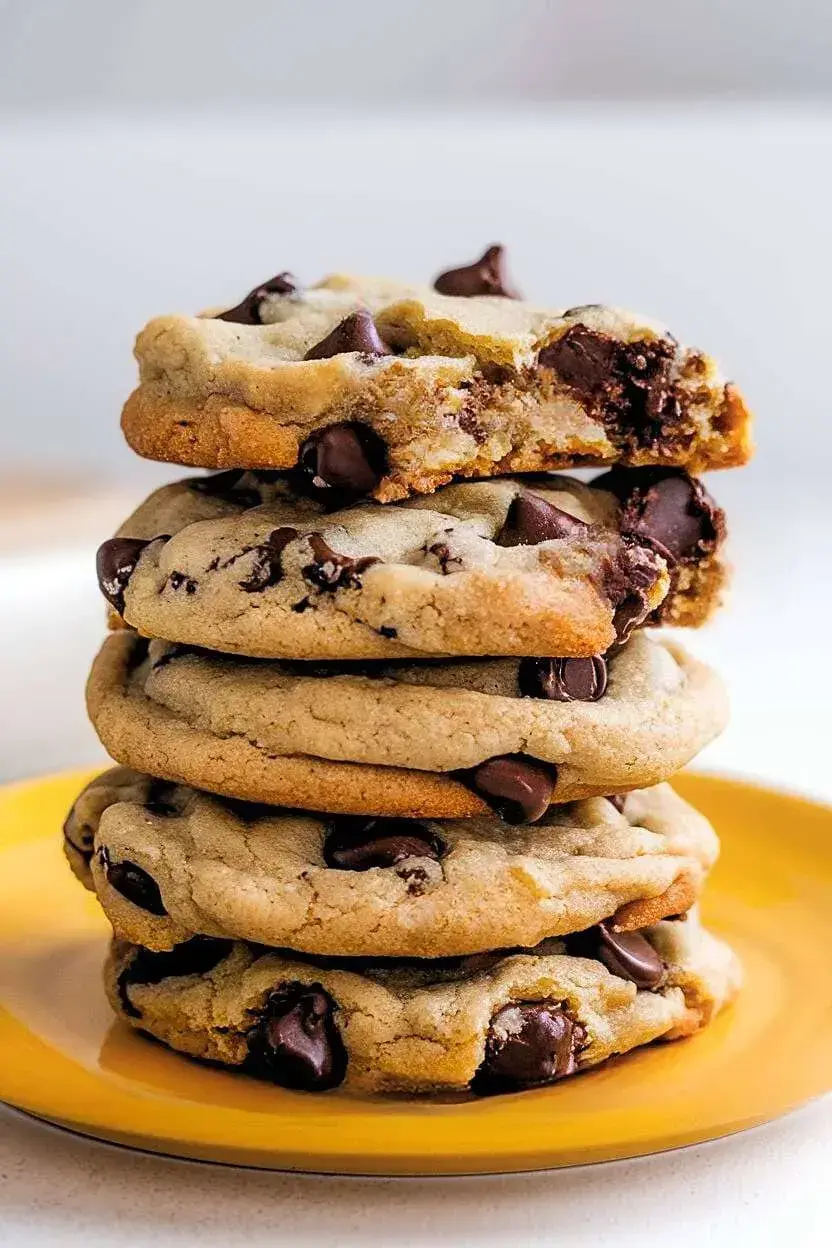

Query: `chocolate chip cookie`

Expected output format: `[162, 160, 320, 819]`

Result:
[68, 767, 716, 957]
[106, 916, 741, 1094]
[86, 630, 727, 821]
[99, 468, 725, 661]
[121, 258, 752, 500]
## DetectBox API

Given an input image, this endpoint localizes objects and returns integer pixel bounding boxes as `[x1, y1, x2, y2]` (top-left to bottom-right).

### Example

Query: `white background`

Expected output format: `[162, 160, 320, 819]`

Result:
[0, 3, 830, 1246]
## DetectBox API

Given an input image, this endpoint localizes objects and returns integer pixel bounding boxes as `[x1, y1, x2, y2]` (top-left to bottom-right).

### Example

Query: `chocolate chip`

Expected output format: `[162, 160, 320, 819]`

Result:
[96, 536, 165, 615]
[378, 625, 398, 638]
[433, 245, 520, 299]
[539, 325, 619, 390]
[167, 571, 197, 594]
[291, 597, 312, 613]
[538, 328, 682, 447]
[302, 533, 379, 592]
[295, 421, 388, 501]
[518, 655, 607, 702]
[610, 600, 639, 644]
[597, 923, 665, 988]
[474, 1002, 585, 1093]
[238, 526, 298, 592]
[188, 469, 263, 509]
[593, 467, 725, 566]
[216, 273, 297, 325]
[246, 982, 347, 1091]
[100, 850, 167, 916]
[304, 310, 392, 361]
[463, 755, 556, 824]
[604, 539, 664, 643]
[568, 922, 664, 989]
[118, 937, 232, 1019]
[428, 541, 463, 573]
[323, 817, 444, 871]
[499, 491, 589, 547]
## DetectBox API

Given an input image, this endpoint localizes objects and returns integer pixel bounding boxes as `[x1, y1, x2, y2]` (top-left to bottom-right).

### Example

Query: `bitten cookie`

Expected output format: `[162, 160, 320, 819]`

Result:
[98, 467, 726, 661]
[106, 917, 741, 1094]
[67, 768, 716, 957]
[121, 255, 752, 501]
[85, 631, 727, 822]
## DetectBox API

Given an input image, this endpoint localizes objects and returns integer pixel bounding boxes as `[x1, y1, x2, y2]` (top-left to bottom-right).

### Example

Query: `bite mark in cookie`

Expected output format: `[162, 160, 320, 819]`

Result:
[538, 327, 683, 451]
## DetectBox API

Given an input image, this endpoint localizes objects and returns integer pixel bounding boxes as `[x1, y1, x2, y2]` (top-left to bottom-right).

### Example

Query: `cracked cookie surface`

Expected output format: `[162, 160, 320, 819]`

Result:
[68, 767, 716, 957]
[85, 630, 727, 820]
[101, 468, 726, 660]
[121, 269, 752, 500]
[106, 917, 741, 1094]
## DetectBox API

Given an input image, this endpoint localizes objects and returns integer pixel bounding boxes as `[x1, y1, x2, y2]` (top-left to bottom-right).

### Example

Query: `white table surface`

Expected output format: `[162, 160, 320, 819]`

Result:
[1, 466, 830, 1246]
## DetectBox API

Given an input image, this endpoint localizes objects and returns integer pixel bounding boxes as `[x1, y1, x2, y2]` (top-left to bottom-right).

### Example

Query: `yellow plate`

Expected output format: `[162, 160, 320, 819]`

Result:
[0, 769, 830, 1175]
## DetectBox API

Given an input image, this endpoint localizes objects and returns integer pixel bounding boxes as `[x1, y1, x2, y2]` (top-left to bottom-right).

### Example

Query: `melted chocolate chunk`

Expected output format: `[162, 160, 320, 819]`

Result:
[302, 534, 379, 592]
[100, 849, 167, 916]
[474, 1001, 585, 1093]
[304, 310, 392, 361]
[433, 245, 520, 299]
[295, 421, 388, 501]
[238, 526, 298, 592]
[323, 817, 444, 871]
[246, 982, 347, 1091]
[538, 327, 683, 447]
[463, 755, 556, 824]
[167, 571, 197, 594]
[118, 937, 232, 1019]
[216, 273, 297, 325]
[96, 536, 166, 615]
[499, 491, 589, 546]
[592, 467, 725, 566]
[604, 539, 664, 643]
[567, 922, 664, 989]
[518, 655, 607, 702]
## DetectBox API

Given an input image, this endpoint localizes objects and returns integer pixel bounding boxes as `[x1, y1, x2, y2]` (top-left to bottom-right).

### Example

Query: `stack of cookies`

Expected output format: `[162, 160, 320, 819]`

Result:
[64, 247, 750, 1096]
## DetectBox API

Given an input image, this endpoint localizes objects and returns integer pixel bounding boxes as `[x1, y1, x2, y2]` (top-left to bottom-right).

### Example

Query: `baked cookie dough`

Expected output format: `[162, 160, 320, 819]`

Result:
[99, 467, 725, 661]
[121, 256, 752, 501]
[86, 630, 727, 821]
[106, 917, 741, 1094]
[67, 767, 716, 957]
